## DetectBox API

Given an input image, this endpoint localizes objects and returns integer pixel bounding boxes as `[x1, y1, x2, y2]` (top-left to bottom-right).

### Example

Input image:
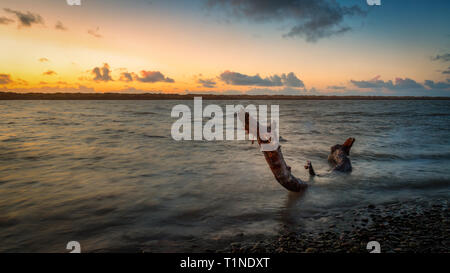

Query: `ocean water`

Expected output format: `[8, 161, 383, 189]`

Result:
[0, 100, 449, 252]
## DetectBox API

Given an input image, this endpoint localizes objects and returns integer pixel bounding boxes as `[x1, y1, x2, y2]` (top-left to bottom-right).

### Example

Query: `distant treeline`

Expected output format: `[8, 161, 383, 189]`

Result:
[1, 92, 449, 100]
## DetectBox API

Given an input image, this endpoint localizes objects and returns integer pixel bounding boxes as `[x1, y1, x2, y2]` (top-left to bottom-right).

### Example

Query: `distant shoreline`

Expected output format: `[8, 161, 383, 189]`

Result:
[1, 91, 449, 100]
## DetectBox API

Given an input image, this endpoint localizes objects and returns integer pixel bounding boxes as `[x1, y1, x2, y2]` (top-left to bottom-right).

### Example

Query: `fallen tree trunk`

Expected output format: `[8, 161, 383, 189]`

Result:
[240, 111, 307, 192]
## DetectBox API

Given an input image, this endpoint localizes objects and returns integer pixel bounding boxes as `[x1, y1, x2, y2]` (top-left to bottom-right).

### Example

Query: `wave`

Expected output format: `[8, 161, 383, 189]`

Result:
[354, 151, 450, 161]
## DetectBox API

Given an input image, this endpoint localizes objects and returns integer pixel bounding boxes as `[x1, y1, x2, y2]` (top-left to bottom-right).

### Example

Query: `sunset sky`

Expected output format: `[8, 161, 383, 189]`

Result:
[0, 0, 449, 96]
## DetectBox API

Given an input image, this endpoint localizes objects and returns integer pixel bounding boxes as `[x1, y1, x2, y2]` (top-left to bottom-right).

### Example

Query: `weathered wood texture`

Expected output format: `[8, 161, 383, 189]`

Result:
[328, 137, 355, 172]
[242, 112, 307, 192]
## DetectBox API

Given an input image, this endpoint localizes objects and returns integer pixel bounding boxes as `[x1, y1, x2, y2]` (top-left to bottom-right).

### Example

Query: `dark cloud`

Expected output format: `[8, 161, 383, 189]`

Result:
[351, 76, 394, 89]
[219, 71, 304, 87]
[55, 21, 68, 31]
[394, 77, 423, 90]
[0, 16, 14, 25]
[431, 53, 450, 62]
[92, 63, 113, 82]
[443, 67, 450, 74]
[43, 70, 57, 76]
[351, 77, 425, 90]
[87, 27, 102, 38]
[328, 85, 346, 90]
[136, 71, 175, 83]
[0, 74, 13, 84]
[197, 78, 217, 88]
[424, 80, 450, 90]
[281, 72, 304, 87]
[207, 0, 366, 42]
[119, 72, 134, 82]
[220, 71, 282, 86]
[350, 76, 450, 96]
[4, 8, 44, 27]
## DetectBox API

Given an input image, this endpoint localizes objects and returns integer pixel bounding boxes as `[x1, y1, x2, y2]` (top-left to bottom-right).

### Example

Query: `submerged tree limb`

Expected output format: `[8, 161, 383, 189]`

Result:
[306, 137, 356, 176]
[241, 111, 307, 192]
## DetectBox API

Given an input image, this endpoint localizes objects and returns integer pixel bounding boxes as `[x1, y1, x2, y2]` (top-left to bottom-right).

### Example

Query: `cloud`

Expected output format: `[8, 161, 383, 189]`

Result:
[424, 80, 450, 90]
[351, 76, 425, 90]
[431, 53, 450, 62]
[443, 67, 450, 74]
[328, 85, 346, 90]
[431, 54, 450, 75]
[39, 57, 49, 62]
[119, 72, 134, 82]
[219, 70, 304, 87]
[92, 63, 113, 82]
[206, 0, 366, 42]
[393, 77, 423, 90]
[197, 78, 217, 88]
[349, 76, 450, 96]
[43, 70, 57, 76]
[351, 75, 394, 89]
[87, 27, 102, 38]
[220, 71, 282, 86]
[55, 21, 68, 31]
[281, 72, 304, 87]
[0, 74, 13, 85]
[0, 85, 96, 93]
[0, 16, 14, 25]
[136, 71, 175, 83]
[4, 8, 44, 27]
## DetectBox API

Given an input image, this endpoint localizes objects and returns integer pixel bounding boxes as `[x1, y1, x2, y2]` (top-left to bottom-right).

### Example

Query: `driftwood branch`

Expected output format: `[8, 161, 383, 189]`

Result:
[306, 137, 356, 176]
[241, 111, 307, 192]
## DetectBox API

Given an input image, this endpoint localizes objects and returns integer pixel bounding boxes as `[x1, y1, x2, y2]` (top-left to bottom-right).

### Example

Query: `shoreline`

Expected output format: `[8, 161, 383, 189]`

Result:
[213, 199, 449, 253]
[130, 199, 448, 253]
[1, 92, 450, 100]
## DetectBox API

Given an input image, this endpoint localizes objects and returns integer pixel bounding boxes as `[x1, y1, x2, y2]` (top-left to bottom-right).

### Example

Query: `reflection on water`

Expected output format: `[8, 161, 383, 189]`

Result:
[0, 100, 449, 252]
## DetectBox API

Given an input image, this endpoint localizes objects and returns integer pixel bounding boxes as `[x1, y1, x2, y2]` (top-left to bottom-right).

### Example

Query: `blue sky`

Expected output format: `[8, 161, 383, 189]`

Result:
[0, 0, 449, 95]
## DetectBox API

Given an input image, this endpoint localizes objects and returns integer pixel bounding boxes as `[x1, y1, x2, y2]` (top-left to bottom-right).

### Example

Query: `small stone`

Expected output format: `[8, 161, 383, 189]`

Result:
[305, 248, 315, 253]
[275, 247, 284, 253]
[368, 204, 376, 209]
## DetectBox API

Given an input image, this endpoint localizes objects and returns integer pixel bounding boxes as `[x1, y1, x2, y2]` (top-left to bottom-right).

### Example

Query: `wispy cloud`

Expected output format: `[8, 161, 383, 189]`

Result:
[197, 78, 216, 88]
[0, 16, 14, 25]
[87, 27, 102, 38]
[0, 74, 13, 85]
[431, 53, 450, 62]
[43, 70, 57, 76]
[4, 8, 44, 27]
[55, 21, 68, 31]
[207, 0, 366, 42]
[327, 85, 346, 90]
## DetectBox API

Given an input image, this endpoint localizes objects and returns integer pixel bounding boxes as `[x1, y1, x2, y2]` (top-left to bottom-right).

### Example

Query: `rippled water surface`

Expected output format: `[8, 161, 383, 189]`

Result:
[0, 100, 449, 252]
